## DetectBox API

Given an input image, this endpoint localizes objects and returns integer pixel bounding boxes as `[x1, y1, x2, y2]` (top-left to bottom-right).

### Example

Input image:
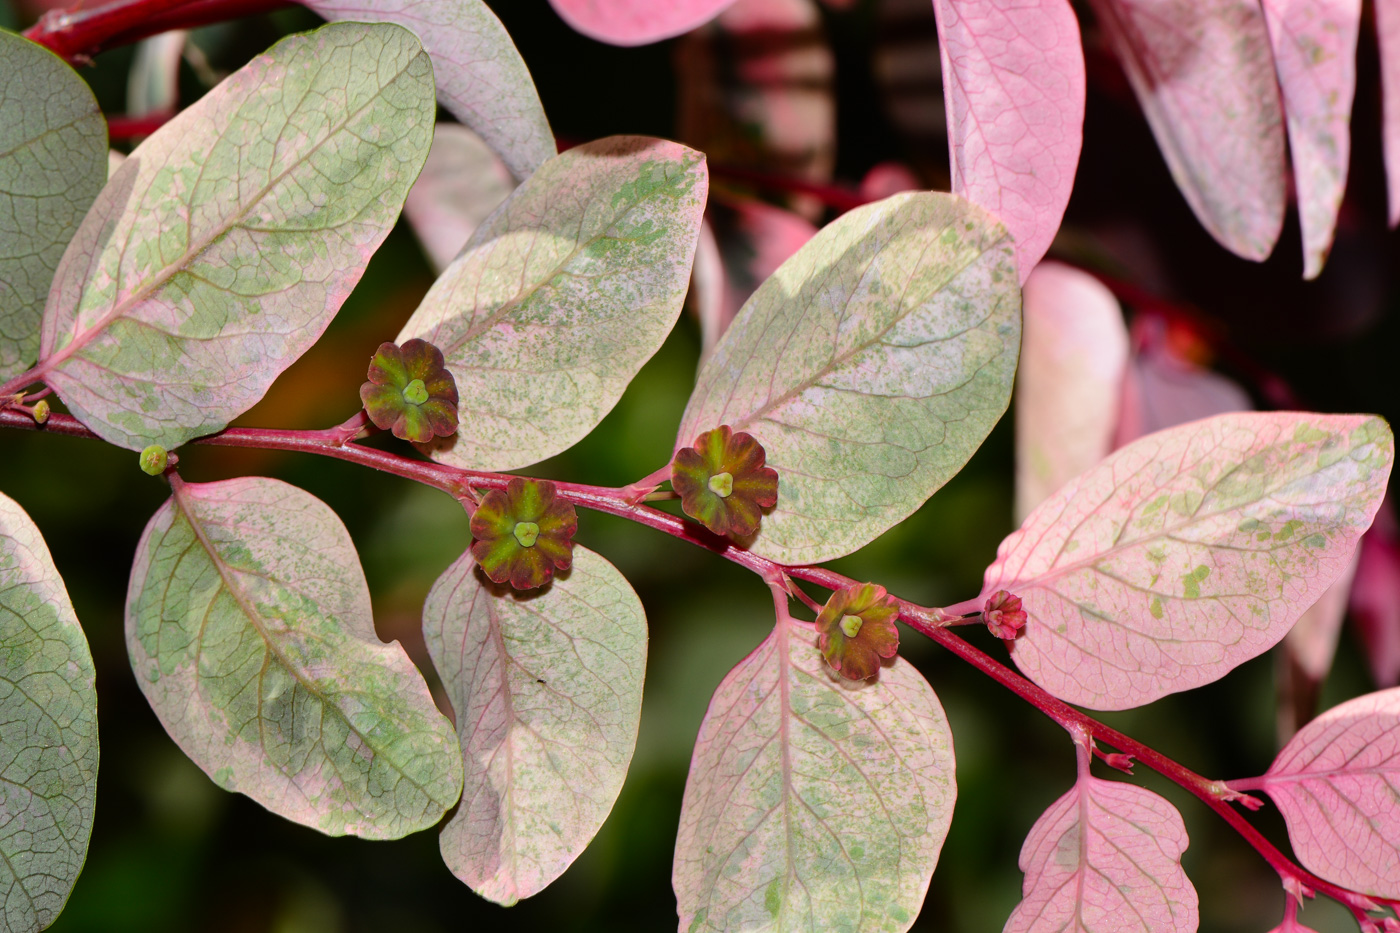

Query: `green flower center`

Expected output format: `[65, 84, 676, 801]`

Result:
[403, 378, 429, 405]
[839, 614, 864, 638]
[513, 521, 540, 548]
[708, 471, 734, 497]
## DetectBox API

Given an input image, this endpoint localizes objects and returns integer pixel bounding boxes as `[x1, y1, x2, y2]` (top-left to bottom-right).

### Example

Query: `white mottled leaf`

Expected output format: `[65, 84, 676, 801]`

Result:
[401, 136, 708, 472]
[674, 619, 955, 932]
[36, 22, 435, 451]
[306, 0, 555, 180]
[424, 545, 646, 905]
[0, 30, 106, 382]
[0, 493, 98, 933]
[678, 191, 1020, 565]
[126, 477, 462, 839]
[404, 123, 516, 274]
[985, 413, 1394, 710]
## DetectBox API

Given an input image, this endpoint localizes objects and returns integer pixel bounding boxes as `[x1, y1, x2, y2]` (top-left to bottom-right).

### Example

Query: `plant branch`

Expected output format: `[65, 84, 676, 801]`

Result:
[25, 0, 293, 63]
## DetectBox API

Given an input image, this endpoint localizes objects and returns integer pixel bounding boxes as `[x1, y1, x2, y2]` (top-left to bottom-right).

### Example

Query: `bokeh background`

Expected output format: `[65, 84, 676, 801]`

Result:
[3, 0, 1400, 930]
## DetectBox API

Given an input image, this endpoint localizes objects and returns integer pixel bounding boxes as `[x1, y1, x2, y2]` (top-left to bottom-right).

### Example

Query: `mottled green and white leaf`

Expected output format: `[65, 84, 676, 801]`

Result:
[0, 492, 98, 933]
[37, 22, 434, 450]
[678, 191, 1020, 565]
[0, 30, 106, 382]
[424, 545, 646, 905]
[401, 137, 708, 471]
[126, 477, 462, 838]
[674, 619, 955, 932]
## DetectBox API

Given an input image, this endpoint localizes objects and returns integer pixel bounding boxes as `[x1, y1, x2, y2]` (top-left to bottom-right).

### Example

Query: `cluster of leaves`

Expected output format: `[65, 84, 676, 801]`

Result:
[0, 1, 1398, 932]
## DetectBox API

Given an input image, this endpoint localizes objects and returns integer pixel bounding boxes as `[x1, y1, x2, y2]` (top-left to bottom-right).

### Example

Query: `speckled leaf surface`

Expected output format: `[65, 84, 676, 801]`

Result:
[1005, 755, 1197, 932]
[37, 22, 434, 451]
[549, 0, 737, 46]
[984, 413, 1394, 710]
[0, 31, 105, 383]
[933, 0, 1085, 282]
[0, 493, 97, 933]
[1088, 0, 1286, 260]
[1240, 687, 1400, 899]
[678, 191, 1019, 565]
[400, 137, 707, 472]
[305, 0, 554, 180]
[125, 477, 462, 839]
[423, 545, 645, 905]
[1015, 262, 1129, 524]
[1260, 0, 1361, 278]
[673, 619, 955, 932]
[404, 123, 516, 274]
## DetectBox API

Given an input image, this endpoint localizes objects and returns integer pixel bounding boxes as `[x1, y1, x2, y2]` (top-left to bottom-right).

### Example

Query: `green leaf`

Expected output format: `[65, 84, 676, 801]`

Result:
[400, 136, 708, 471]
[36, 22, 435, 451]
[424, 545, 646, 904]
[126, 477, 462, 838]
[0, 492, 98, 932]
[678, 191, 1020, 564]
[673, 619, 955, 932]
[0, 30, 106, 382]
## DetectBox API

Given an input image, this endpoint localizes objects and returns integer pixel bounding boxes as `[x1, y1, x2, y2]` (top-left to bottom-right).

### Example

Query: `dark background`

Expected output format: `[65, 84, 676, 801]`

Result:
[2, 0, 1398, 930]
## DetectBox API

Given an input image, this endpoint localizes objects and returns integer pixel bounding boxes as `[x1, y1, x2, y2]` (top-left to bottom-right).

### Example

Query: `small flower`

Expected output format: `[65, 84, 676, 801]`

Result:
[816, 583, 900, 680]
[672, 425, 778, 538]
[984, 590, 1027, 639]
[470, 478, 577, 590]
[360, 339, 459, 443]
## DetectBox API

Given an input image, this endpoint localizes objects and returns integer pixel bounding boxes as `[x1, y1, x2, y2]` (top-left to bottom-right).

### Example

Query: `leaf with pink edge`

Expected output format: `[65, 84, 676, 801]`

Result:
[1378, 0, 1400, 226]
[1113, 324, 1254, 448]
[423, 545, 646, 905]
[1282, 549, 1359, 692]
[984, 413, 1394, 710]
[1088, 0, 1286, 260]
[1241, 687, 1400, 899]
[673, 618, 955, 931]
[933, 0, 1085, 282]
[35, 22, 434, 451]
[125, 477, 462, 838]
[549, 0, 737, 46]
[305, 0, 555, 180]
[404, 124, 516, 274]
[1015, 262, 1129, 523]
[1005, 759, 1198, 932]
[1260, 0, 1361, 278]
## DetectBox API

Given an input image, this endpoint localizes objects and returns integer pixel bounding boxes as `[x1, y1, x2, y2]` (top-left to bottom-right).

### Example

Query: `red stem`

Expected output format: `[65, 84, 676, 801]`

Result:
[107, 112, 176, 140]
[25, 0, 293, 63]
[1, 406, 1392, 918]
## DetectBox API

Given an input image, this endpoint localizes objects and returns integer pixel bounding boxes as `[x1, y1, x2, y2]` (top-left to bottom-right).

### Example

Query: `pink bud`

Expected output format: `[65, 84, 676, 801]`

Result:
[984, 590, 1028, 639]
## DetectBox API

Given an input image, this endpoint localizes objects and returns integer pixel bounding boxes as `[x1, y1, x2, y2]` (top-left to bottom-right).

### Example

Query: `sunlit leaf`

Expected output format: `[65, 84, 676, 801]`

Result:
[1282, 549, 1358, 690]
[1006, 759, 1197, 932]
[126, 477, 462, 838]
[0, 30, 105, 382]
[1240, 687, 1400, 899]
[985, 413, 1394, 710]
[549, 0, 737, 46]
[423, 545, 646, 905]
[0, 493, 98, 933]
[404, 123, 516, 274]
[933, 0, 1085, 282]
[1088, 0, 1286, 260]
[674, 619, 955, 932]
[401, 137, 708, 472]
[38, 22, 435, 451]
[1260, 0, 1361, 278]
[1015, 262, 1129, 524]
[1378, 0, 1400, 226]
[679, 191, 1019, 565]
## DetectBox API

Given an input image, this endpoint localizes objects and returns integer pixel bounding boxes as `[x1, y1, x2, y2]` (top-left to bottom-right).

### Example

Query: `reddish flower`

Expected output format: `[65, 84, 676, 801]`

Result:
[470, 478, 577, 590]
[360, 339, 459, 443]
[671, 425, 778, 538]
[984, 590, 1027, 639]
[816, 583, 900, 680]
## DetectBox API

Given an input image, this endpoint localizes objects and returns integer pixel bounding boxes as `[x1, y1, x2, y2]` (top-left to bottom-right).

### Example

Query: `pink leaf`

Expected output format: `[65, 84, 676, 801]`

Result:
[984, 413, 1394, 709]
[1284, 546, 1360, 682]
[1245, 687, 1400, 899]
[1260, 0, 1361, 278]
[1088, 0, 1287, 260]
[1350, 502, 1400, 687]
[1006, 745, 1197, 932]
[1114, 335, 1254, 449]
[859, 162, 923, 201]
[549, 0, 738, 45]
[403, 124, 516, 274]
[1378, 0, 1400, 226]
[933, 0, 1085, 283]
[1015, 262, 1129, 523]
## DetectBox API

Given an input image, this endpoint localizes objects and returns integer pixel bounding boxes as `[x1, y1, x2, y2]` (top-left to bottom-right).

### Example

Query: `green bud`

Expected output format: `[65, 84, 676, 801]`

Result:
[139, 445, 168, 476]
[839, 614, 864, 638]
[402, 378, 429, 405]
[708, 471, 734, 497]
[513, 521, 541, 548]
[31, 400, 49, 424]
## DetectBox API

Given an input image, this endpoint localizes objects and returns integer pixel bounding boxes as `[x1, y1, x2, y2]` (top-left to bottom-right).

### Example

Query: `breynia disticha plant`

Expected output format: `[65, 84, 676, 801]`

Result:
[1, 1, 1398, 931]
